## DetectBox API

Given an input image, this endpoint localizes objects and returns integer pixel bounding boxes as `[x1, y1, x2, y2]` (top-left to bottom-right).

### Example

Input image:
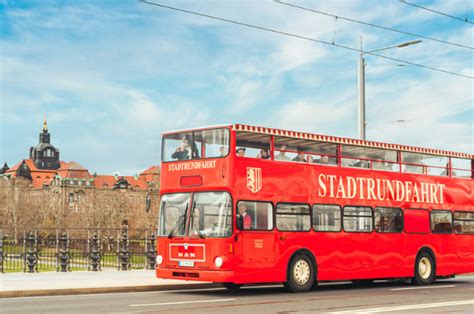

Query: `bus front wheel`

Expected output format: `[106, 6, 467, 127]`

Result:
[285, 254, 315, 293]
[412, 251, 435, 285]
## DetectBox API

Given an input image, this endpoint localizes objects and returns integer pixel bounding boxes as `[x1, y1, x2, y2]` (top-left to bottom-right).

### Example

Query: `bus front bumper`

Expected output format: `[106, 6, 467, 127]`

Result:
[156, 267, 235, 283]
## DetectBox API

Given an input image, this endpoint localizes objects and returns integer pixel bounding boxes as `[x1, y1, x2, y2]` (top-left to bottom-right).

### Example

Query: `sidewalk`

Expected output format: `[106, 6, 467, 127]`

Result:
[0, 270, 216, 298]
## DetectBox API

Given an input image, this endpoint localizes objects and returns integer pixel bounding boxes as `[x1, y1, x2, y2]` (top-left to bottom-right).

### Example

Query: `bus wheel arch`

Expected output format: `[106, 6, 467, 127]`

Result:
[284, 249, 318, 292]
[412, 247, 436, 285]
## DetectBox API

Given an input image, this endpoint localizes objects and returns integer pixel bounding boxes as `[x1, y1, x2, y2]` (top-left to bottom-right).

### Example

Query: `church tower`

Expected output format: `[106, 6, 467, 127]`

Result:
[29, 119, 60, 170]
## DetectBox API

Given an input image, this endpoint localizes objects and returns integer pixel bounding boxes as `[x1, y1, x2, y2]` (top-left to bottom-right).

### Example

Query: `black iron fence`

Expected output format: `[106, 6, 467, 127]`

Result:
[0, 227, 157, 273]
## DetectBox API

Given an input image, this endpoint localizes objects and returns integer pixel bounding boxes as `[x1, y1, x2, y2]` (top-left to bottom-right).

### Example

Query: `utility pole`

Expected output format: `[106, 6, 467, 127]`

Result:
[357, 39, 422, 140]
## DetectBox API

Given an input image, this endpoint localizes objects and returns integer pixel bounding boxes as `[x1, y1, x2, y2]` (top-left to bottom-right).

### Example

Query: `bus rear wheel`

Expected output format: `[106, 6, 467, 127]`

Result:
[285, 254, 315, 293]
[221, 283, 243, 291]
[412, 251, 435, 285]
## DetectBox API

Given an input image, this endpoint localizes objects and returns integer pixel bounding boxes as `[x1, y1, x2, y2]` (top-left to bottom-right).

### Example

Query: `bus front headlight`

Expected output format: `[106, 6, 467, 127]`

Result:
[156, 255, 163, 265]
[214, 256, 223, 268]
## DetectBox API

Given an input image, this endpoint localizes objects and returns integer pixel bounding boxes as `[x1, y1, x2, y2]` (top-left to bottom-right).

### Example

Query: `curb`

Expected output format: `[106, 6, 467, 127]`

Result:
[0, 283, 220, 298]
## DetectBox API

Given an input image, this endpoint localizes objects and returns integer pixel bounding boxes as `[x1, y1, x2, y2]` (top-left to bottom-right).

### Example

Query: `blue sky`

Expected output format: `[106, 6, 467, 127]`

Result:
[1, 0, 472, 174]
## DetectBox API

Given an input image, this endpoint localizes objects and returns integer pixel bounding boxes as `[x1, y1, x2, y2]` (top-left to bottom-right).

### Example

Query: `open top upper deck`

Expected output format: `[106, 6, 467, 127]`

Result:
[232, 124, 473, 160]
[160, 124, 473, 195]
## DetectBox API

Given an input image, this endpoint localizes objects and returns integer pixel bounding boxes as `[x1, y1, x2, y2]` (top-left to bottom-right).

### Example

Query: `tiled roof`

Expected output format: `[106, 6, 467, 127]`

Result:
[6, 160, 27, 173]
[123, 176, 148, 189]
[57, 161, 91, 179]
[5, 159, 156, 190]
[93, 175, 148, 190]
[93, 175, 117, 188]
[140, 165, 160, 175]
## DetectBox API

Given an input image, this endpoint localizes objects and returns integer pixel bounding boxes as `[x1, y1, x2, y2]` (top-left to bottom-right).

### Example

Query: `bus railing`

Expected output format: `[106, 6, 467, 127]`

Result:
[265, 149, 472, 178]
[0, 227, 157, 273]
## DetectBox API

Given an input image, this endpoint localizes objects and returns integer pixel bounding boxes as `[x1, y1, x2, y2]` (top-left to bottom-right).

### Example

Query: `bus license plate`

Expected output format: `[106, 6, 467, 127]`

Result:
[178, 260, 194, 267]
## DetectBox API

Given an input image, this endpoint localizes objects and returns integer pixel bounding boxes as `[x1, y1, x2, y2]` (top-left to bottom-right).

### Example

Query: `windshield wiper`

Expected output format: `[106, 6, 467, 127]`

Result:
[168, 214, 186, 239]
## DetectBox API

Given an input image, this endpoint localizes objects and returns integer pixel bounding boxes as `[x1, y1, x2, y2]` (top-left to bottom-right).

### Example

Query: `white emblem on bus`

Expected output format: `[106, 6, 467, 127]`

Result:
[247, 167, 262, 193]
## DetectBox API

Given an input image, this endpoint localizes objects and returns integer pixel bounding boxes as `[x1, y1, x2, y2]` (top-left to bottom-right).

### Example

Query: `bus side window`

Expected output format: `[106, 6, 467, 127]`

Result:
[374, 207, 403, 233]
[237, 201, 273, 230]
[431, 210, 453, 234]
[313, 204, 341, 232]
[276, 203, 311, 232]
[453, 211, 474, 234]
[343, 206, 373, 232]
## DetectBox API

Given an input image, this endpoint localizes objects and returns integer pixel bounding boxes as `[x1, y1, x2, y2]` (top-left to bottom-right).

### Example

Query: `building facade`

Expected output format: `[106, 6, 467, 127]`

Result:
[1, 121, 160, 230]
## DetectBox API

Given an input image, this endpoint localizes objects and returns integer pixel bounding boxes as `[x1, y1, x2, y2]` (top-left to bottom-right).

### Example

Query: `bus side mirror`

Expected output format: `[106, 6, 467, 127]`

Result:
[236, 215, 244, 230]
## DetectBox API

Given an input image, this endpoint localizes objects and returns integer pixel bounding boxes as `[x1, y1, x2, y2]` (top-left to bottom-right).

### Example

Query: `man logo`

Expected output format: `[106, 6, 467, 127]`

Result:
[247, 167, 262, 193]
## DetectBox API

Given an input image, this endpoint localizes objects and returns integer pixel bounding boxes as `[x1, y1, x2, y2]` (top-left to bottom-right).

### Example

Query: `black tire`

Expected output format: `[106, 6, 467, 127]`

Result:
[351, 279, 374, 286]
[412, 251, 435, 285]
[221, 283, 243, 291]
[285, 254, 315, 293]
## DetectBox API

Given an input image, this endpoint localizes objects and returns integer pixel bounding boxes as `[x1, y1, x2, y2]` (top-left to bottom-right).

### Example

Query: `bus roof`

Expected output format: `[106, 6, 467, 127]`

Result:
[233, 124, 473, 159]
[162, 124, 232, 135]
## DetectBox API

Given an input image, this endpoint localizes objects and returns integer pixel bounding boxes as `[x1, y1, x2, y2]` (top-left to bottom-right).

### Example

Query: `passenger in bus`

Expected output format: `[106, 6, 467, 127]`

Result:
[403, 156, 424, 174]
[258, 149, 270, 159]
[351, 158, 370, 168]
[314, 155, 328, 164]
[292, 151, 307, 163]
[275, 144, 291, 161]
[238, 203, 252, 229]
[219, 146, 227, 157]
[236, 147, 246, 157]
[171, 136, 193, 160]
[313, 155, 338, 165]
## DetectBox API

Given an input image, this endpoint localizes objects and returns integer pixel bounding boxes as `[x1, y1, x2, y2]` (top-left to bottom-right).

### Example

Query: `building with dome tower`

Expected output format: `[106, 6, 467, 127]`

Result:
[29, 119, 61, 170]
[0, 119, 161, 229]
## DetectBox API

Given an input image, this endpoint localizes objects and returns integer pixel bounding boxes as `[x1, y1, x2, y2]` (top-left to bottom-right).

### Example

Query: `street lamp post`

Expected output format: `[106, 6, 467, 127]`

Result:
[357, 40, 422, 140]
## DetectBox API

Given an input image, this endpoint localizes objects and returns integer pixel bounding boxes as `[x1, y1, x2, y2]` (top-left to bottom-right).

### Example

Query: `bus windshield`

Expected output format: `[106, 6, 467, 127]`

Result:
[158, 193, 190, 237]
[189, 192, 232, 238]
[162, 128, 230, 162]
[157, 192, 232, 238]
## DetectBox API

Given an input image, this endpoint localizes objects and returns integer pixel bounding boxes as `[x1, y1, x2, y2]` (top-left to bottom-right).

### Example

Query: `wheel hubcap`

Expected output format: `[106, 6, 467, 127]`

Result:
[293, 259, 310, 286]
[419, 257, 432, 279]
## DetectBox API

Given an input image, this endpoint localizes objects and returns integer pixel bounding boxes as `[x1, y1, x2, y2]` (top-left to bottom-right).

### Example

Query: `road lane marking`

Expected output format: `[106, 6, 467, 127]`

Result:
[129, 298, 236, 307]
[390, 284, 456, 291]
[327, 299, 474, 313]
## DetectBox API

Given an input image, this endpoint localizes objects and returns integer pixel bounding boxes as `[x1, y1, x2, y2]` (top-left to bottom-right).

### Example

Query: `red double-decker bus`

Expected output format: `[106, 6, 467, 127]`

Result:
[156, 124, 473, 292]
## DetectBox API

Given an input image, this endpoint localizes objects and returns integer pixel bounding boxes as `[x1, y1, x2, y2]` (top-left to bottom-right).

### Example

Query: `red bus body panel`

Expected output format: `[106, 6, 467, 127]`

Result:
[157, 126, 474, 284]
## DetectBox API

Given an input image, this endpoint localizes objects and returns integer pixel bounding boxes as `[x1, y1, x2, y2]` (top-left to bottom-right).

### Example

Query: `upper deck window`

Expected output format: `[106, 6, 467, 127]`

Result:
[235, 131, 271, 159]
[162, 128, 229, 162]
[274, 137, 337, 164]
[341, 145, 398, 171]
[451, 158, 472, 179]
[402, 152, 448, 176]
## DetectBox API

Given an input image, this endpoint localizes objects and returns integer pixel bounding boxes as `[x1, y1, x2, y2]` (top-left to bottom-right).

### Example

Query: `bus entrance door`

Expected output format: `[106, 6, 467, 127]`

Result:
[239, 232, 275, 264]
[234, 229, 276, 282]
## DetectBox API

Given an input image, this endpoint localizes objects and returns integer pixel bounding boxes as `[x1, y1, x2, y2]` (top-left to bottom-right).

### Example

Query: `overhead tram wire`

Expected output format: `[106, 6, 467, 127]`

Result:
[400, 0, 474, 25]
[275, 0, 473, 50]
[139, 0, 473, 80]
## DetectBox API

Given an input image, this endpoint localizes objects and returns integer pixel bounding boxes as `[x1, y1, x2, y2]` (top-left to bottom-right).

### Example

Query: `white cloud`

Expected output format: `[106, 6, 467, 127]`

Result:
[268, 94, 354, 136]
[2, 0, 472, 174]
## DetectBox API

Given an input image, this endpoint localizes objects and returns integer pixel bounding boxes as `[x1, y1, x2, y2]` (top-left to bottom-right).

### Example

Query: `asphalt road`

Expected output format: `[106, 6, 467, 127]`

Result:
[1, 276, 473, 313]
